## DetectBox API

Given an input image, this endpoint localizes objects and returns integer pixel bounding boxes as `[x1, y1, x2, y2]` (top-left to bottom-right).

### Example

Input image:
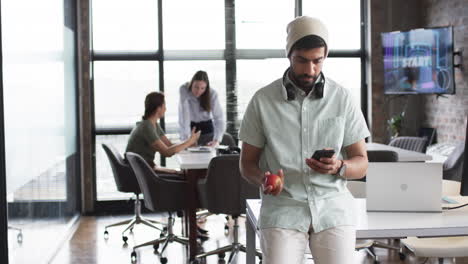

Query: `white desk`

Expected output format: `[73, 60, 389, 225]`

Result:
[366, 142, 433, 162]
[176, 149, 217, 169]
[246, 198, 468, 264]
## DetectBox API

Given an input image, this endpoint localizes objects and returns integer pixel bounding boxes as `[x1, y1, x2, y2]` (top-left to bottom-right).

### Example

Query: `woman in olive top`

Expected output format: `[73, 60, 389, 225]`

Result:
[178, 70, 225, 146]
[126, 91, 200, 176]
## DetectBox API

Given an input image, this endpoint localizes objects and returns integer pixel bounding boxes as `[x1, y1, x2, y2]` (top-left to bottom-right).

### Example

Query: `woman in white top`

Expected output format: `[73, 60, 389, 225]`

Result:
[178, 70, 226, 146]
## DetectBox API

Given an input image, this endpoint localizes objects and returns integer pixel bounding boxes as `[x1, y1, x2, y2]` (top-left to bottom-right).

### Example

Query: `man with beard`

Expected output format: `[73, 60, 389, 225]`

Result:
[239, 16, 370, 264]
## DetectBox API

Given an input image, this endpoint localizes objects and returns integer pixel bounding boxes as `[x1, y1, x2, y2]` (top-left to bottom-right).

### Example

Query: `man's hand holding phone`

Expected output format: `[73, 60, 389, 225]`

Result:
[306, 149, 341, 175]
[262, 169, 284, 196]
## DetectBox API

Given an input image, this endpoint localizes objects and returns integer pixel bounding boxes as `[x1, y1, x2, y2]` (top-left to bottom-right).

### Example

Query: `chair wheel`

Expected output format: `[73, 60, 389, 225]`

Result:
[160, 256, 168, 264]
[218, 252, 226, 259]
[130, 251, 137, 262]
[103, 230, 109, 239]
[153, 243, 159, 252]
[399, 252, 406, 260]
[122, 236, 128, 243]
[224, 225, 229, 235]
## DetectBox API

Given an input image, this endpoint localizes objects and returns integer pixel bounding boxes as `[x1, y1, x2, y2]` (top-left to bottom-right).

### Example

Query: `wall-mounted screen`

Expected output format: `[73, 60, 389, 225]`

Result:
[381, 27, 454, 95]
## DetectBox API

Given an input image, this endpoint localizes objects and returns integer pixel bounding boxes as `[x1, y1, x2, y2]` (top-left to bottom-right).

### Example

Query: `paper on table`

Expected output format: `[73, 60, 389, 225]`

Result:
[187, 147, 212, 152]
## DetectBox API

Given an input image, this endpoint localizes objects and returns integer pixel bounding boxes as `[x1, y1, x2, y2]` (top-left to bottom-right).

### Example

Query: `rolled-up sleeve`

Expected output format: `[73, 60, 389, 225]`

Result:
[178, 84, 191, 140]
[239, 96, 265, 148]
[342, 92, 370, 147]
[211, 90, 226, 142]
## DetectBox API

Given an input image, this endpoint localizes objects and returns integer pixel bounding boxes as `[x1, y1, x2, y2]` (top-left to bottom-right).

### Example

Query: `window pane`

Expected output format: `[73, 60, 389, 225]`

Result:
[163, 0, 224, 49]
[236, 0, 294, 49]
[93, 61, 159, 129]
[92, 0, 158, 51]
[303, 0, 361, 50]
[237, 59, 289, 117]
[323, 58, 361, 107]
[3, 0, 79, 261]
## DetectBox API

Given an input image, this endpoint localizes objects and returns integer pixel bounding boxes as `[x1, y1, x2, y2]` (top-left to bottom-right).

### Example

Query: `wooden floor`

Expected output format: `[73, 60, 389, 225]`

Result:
[50, 213, 468, 264]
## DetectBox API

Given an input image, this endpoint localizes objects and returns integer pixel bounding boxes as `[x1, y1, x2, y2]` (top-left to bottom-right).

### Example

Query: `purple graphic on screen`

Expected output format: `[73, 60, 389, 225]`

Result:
[381, 27, 454, 95]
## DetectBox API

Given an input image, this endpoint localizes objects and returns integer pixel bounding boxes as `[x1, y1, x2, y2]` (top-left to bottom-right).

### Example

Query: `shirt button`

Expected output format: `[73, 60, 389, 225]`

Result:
[303, 128, 307, 132]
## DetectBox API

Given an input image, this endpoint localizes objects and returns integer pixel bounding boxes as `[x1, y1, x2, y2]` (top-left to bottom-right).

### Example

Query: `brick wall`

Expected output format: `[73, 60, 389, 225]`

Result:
[370, 0, 424, 143]
[370, 0, 468, 144]
[421, 0, 468, 143]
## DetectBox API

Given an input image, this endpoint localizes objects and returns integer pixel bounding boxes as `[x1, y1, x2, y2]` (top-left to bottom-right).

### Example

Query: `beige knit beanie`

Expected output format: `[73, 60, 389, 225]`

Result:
[286, 16, 329, 57]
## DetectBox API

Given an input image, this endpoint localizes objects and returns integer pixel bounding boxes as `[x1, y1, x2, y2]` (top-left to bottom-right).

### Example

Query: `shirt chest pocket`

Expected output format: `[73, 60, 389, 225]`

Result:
[316, 116, 345, 151]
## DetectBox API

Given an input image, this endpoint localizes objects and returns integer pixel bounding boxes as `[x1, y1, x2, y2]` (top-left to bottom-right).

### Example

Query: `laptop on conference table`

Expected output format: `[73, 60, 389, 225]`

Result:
[366, 162, 443, 213]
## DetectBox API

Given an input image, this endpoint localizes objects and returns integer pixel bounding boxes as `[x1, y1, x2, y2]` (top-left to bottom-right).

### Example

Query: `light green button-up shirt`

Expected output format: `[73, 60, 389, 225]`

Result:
[239, 74, 370, 233]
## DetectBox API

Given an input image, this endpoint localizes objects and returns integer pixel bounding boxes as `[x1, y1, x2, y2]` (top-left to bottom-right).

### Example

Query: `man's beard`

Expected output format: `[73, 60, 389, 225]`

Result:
[291, 72, 318, 90]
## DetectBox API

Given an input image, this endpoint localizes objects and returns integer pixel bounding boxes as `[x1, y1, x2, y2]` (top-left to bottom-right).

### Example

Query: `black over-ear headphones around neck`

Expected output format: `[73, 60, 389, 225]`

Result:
[282, 68, 325, 101]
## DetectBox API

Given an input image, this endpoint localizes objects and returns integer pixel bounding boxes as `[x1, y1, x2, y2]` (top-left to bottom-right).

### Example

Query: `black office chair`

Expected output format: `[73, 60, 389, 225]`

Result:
[126, 152, 189, 264]
[419, 127, 437, 146]
[352, 150, 404, 263]
[102, 144, 166, 243]
[195, 155, 262, 263]
[198, 132, 236, 147]
[221, 132, 236, 147]
[388, 136, 429, 153]
[196, 132, 237, 224]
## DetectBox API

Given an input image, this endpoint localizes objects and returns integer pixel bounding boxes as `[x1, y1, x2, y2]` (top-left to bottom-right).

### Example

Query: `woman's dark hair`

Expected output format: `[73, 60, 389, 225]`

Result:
[288, 35, 327, 57]
[142, 92, 165, 120]
[188, 70, 211, 112]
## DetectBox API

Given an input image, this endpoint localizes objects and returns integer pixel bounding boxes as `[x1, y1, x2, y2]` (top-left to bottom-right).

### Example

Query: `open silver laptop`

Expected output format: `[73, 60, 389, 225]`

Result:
[366, 162, 442, 212]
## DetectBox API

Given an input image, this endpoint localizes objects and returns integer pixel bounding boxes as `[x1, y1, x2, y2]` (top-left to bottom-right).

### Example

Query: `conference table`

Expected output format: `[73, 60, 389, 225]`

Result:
[176, 148, 217, 261]
[246, 198, 468, 264]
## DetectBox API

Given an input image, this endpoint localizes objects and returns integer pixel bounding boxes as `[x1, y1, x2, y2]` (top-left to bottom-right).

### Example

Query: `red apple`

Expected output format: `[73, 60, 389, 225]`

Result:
[264, 174, 282, 193]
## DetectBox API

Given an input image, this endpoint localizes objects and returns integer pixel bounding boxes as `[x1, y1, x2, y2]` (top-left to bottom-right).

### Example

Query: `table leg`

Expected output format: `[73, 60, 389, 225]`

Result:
[185, 169, 206, 262]
[246, 213, 257, 264]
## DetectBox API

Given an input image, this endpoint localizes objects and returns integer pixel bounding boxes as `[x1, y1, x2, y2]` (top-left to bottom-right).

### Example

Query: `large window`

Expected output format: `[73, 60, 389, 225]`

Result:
[303, 0, 361, 50]
[91, 0, 365, 202]
[162, 0, 224, 50]
[237, 59, 289, 117]
[93, 61, 159, 129]
[235, 0, 294, 49]
[323, 58, 362, 106]
[92, 0, 158, 51]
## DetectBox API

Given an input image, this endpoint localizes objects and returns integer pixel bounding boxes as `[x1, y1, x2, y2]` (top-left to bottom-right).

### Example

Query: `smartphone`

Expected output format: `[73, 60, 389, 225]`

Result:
[311, 149, 335, 160]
